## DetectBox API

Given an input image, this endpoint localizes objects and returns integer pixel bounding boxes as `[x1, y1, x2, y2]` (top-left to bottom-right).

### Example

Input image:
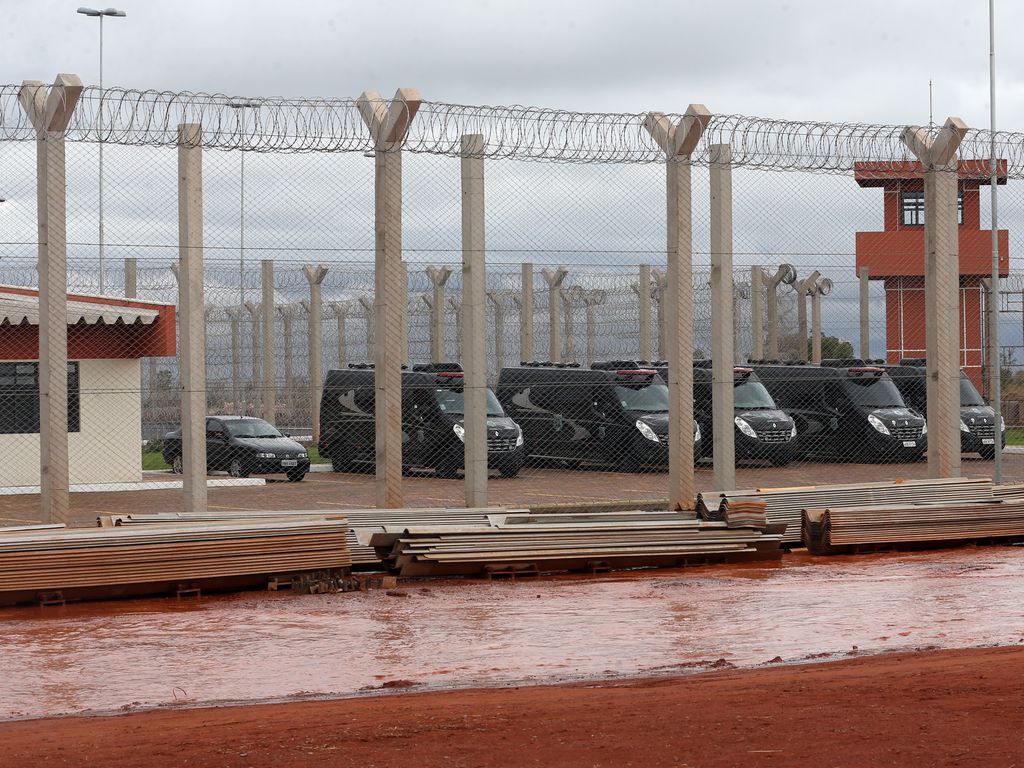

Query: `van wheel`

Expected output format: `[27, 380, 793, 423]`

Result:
[171, 455, 183, 475]
[979, 446, 997, 461]
[286, 469, 306, 482]
[499, 463, 522, 478]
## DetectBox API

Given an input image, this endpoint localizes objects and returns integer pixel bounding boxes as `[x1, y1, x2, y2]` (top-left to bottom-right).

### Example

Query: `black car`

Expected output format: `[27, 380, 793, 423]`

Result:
[162, 416, 310, 482]
[318, 362, 525, 478]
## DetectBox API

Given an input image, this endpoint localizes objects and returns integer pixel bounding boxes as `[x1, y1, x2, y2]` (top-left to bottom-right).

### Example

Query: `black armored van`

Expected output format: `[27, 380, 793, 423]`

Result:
[749, 361, 927, 463]
[688, 362, 796, 466]
[318, 362, 524, 478]
[495, 361, 702, 472]
[876, 358, 1004, 460]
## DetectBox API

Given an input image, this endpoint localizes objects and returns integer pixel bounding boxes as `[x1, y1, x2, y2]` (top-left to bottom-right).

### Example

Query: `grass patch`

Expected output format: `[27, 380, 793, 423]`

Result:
[142, 451, 170, 471]
[1004, 428, 1024, 446]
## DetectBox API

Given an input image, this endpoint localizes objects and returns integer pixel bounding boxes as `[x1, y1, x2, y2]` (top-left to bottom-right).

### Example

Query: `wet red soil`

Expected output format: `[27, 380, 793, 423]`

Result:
[2, 547, 1023, 720]
[2, 646, 1022, 767]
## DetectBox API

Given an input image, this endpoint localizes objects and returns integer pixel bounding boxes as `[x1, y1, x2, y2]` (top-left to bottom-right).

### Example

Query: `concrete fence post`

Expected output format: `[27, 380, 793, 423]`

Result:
[561, 285, 582, 362]
[903, 117, 968, 479]
[461, 132, 487, 508]
[810, 277, 832, 365]
[583, 290, 607, 366]
[304, 264, 328, 445]
[859, 266, 871, 359]
[795, 270, 820, 361]
[331, 301, 349, 369]
[279, 305, 294, 419]
[487, 291, 507, 374]
[225, 307, 243, 411]
[638, 263, 652, 361]
[426, 265, 454, 362]
[260, 259, 276, 422]
[447, 296, 462, 361]
[176, 122, 207, 515]
[766, 264, 796, 359]
[750, 266, 764, 360]
[244, 300, 260, 412]
[359, 87, 421, 507]
[644, 104, 710, 510]
[520, 263, 534, 361]
[710, 143, 735, 492]
[124, 257, 137, 299]
[358, 295, 374, 360]
[652, 268, 668, 359]
[19, 74, 83, 525]
[542, 267, 568, 362]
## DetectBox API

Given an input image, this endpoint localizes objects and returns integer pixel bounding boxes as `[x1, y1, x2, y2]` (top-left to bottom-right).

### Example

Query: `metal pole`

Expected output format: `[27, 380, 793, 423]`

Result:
[639, 263, 652, 360]
[261, 259, 275, 422]
[98, 14, 105, 293]
[239, 110, 246, 311]
[859, 266, 871, 359]
[521, 262, 534, 361]
[990, 0, 1003, 483]
[750, 267, 763, 360]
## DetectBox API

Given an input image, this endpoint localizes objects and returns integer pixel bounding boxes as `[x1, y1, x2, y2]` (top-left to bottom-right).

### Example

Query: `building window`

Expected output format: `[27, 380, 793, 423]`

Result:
[0, 362, 80, 435]
[900, 191, 964, 225]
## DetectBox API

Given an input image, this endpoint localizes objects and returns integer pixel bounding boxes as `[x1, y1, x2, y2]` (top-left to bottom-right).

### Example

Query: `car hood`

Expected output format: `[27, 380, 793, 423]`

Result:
[634, 412, 669, 435]
[960, 405, 996, 425]
[231, 436, 306, 454]
[452, 416, 521, 437]
[735, 409, 792, 428]
[867, 407, 925, 427]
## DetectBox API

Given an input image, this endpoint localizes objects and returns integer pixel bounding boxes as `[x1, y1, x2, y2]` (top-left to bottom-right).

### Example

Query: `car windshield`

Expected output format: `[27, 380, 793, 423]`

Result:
[960, 376, 986, 407]
[433, 388, 505, 417]
[734, 379, 777, 410]
[226, 419, 282, 438]
[841, 376, 906, 408]
[615, 382, 669, 413]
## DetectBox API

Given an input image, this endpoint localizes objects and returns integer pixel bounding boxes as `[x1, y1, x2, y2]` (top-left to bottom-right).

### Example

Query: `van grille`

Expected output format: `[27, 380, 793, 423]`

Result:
[756, 428, 792, 443]
[893, 425, 922, 440]
[488, 436, 517, 453]
[971, 424, 995, 439]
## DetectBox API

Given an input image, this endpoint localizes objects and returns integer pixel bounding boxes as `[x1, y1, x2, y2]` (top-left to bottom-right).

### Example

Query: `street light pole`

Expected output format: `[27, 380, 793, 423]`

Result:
[77, 7, 125, 295]
[229, 101, 259, 311]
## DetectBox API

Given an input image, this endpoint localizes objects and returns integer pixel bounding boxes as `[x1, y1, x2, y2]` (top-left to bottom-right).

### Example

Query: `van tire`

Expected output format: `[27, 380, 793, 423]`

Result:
[499, 463, 522, 478]
[286, 469, 306, 482]
[979, 446, 997, 461]
[435, 461, 461, 479]
[769, 456, 791, 467]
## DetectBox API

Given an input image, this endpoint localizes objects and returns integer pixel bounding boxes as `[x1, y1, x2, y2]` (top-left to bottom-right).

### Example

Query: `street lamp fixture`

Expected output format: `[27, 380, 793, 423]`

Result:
[229, 100, 260, 311]
[77, 6, 126, 295]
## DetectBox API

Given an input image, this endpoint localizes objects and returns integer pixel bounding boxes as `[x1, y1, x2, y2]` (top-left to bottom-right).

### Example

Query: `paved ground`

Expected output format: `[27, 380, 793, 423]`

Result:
[1, 453, 1018, 527]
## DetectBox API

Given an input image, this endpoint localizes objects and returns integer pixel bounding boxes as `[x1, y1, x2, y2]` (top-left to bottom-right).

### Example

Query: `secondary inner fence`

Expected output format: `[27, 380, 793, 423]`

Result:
[1, 81, 1023, 523]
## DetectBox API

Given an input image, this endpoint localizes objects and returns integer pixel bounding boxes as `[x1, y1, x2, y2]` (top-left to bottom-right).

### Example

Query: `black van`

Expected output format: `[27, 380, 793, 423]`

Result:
[749, 362, 927, 463]
[877, 358, 1005, 460]
[495, 361, 702, 472]
[688, 363, 796, 466]
[318, 362, 524, 478]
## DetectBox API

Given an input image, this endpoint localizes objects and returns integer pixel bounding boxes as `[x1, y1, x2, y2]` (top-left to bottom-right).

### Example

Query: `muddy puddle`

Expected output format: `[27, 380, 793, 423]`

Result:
[1, 547, 1023, 719]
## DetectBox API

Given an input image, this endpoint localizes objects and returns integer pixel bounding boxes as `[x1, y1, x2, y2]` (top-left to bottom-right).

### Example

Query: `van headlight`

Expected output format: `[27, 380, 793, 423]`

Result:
[960, 420, 970, 433]
[790, 423, 797, 439]
[1001, 417, 1006, 432]
[635, 420, 659, 443]
[734, 417, 757, 439]
[867, 414, 890, 436]
[515, 426, 524, 447]
[921, 421, 927, 435]
[453, 423, 465, 442]
[694, 423, 701, 443]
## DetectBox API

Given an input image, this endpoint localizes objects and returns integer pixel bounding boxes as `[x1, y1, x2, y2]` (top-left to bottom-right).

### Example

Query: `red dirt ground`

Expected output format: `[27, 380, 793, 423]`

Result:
[3, 646, 1022, 767]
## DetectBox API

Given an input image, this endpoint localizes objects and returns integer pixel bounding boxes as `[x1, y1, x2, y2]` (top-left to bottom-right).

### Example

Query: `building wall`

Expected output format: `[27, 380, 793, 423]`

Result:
[0, 358, 142, 488]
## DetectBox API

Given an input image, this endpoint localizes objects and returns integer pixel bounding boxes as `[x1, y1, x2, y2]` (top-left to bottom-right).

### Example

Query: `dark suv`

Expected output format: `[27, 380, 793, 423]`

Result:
[162, 416, 310, 482]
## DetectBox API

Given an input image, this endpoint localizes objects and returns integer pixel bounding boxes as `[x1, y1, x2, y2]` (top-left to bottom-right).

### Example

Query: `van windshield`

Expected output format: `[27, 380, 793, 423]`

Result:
[226, 419, 282, 438]
[841, 376, 906, 408]
[615, 382, 669, 413]
[960, 376, 986, 407]
[734, 379, 777, 410]
[433, 388, 505, 417]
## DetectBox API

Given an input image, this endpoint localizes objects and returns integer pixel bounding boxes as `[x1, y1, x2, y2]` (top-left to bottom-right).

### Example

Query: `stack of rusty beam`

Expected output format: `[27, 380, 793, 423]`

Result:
[361, 510, 782, 577]
[103, 507, 526, 568]
[698, 497, 769, 530]
[801, 500, 1024, 555]
[698, 478, 995, 545]
[993, 483, 1024, 501]
[0, 518, 351, 605]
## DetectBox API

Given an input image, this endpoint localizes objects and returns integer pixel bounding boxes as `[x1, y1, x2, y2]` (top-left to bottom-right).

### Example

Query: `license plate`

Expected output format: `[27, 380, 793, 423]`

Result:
[281, 459, 298, 467]
[982, 438, 995, 445]
[902, 441, 916, 448]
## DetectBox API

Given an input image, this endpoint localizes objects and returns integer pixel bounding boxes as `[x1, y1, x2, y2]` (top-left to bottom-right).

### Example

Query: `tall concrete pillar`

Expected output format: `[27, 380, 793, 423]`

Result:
[19, 75, 83, 525]
[176, 123, 207, 514]
[124, 257, 137, 298]
[903, 117, 968, 479]
[488, 291, 507, 374]
[260, 259, 276, 422]
[358, 88, 421, 507]
[279, 305, 294, 418]
[425, 265, 453, 362]
[583, 290, 607, 366]
[644, 104, 710, 510]
[520, 263, 534, 362]
[859, 266, 870, 360]
[710, 143, 735, 491]
[561, 285, 581, 362]
[638, 263, 652, 361]
[358, 295, 374, 360]
[750, 267, 764, 360]
[226, 307, 243, 410]
[542, 267, 568, 362]
[331, 301, 348, 369]
[399, 260, 409, 367]
[244, 301, 260, 412]
[766, 263, 796, 359]
[461, 133, 487, 507]
[810, 277, 832, 365]
[447, 296, 462, 360]
[303, 264, 328, 445]
[795, 270, 820, 361]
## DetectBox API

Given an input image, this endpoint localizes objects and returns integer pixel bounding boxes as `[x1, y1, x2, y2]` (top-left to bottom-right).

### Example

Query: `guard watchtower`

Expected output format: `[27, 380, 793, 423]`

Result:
[854, 159, 1009, 390]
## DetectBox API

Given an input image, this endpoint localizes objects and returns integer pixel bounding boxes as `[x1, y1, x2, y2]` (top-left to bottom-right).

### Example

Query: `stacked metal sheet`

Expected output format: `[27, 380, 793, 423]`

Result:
[102, 507, 527, 567]
[0, 518, 351, 604]
[362, 510, 782, 577]
[993, 483, 1024, 501]
[698, 478, 995, 544]
[802, 499, 1024, 554]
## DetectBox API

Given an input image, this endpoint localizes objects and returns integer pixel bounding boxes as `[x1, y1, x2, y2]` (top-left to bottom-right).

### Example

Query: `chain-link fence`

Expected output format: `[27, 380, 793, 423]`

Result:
[1, 83, 1022, 524]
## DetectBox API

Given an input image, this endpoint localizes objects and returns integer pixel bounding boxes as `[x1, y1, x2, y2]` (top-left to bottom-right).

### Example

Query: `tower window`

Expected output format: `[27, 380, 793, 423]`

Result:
[900, 191, 964, 225]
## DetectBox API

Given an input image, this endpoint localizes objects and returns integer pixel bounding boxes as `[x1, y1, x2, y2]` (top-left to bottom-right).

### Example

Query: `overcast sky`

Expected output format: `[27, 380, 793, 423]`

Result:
[1, 0, 1019, 129]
